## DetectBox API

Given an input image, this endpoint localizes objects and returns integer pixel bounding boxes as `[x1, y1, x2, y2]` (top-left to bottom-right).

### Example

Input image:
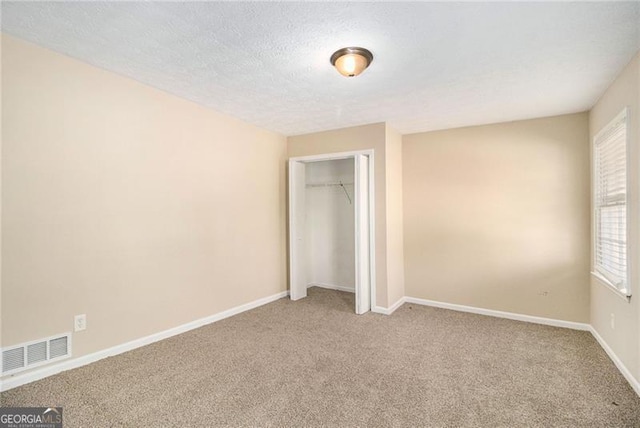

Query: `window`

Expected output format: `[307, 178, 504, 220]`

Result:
[593, 108, 629, 296]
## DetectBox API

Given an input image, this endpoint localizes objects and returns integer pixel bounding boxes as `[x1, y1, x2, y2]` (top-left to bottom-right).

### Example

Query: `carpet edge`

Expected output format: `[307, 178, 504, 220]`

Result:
[590, 325, 640, 397]
[0, 290, 289, 392]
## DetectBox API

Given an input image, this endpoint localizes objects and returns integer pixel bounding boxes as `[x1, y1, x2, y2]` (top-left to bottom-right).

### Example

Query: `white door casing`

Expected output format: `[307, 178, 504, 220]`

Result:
[354, 154, 371, 314]
[288, 150, 374, 313]
[289, 160, 307, 301]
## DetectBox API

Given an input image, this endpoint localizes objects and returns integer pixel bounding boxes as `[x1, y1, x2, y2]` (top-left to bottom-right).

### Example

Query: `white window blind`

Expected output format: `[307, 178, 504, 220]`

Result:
[594, 108, 628, 295]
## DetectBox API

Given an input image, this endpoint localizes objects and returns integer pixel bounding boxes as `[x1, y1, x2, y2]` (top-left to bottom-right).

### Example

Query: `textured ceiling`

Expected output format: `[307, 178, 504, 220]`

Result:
[2, 2, 639, 136]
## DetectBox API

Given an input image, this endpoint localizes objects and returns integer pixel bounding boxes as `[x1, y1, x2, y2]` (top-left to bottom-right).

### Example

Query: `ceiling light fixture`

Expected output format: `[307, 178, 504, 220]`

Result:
[330, 47, 373, 77]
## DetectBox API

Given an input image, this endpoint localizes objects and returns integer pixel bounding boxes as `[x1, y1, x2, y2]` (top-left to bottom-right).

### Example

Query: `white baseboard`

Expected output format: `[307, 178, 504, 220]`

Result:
[0, 290, 289, 392]
[372, 296, 406, 315]
[308, 282, 355, 294]
[404, 296, 591, 331]
[4, 289, 638, 399]
[589, 326, 640, 396]
[403, 296, 638, 397]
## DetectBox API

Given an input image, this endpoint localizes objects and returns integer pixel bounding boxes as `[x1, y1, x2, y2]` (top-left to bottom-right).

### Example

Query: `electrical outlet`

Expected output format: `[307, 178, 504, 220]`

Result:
[75, 314, 87, 332]
[610, 313, 615, 330]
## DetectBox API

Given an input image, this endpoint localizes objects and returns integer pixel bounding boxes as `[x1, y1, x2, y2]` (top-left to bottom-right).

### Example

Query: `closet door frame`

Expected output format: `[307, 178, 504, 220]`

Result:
[288, 149, 376, 313]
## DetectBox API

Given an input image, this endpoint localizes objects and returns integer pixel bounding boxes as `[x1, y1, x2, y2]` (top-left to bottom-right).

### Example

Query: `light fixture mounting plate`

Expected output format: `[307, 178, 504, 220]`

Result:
[330, 47, 374, 66]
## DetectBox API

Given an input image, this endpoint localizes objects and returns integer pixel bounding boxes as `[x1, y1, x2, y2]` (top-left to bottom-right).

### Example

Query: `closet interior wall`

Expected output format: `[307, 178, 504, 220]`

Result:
[305, 159, 355, 292]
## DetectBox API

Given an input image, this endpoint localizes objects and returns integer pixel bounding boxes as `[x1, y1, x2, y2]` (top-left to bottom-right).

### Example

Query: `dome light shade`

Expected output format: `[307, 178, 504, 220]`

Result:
[330, 47, 373, 77]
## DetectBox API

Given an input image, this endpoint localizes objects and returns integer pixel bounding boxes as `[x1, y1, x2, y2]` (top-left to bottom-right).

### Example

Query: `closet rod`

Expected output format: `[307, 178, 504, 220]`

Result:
[306, 181, 353, 204]
[305, 182, 354, 188]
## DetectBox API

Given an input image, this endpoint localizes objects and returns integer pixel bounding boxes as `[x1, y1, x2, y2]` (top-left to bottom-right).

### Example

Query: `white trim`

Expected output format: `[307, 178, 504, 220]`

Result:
[371, 306, 391, 315]
[308, 282, 355, 294]
[0, 291, 288, 392]
[400, 297, 637, 396]
[589, 325, 640, 396]
[372, 297, 406, 315]
[288, 149, 376, 311]
[3, 290, 638, 398]
[404, 297, 591, 331]
[368, 152, 377, 314]
[388, 296, 406, 314]
[288, 159, 307, 301]
[354, 153, 371, 314]
[591, 271, 632, 302]
[592, 106, 631, 298]
[289, 150, 374, 163]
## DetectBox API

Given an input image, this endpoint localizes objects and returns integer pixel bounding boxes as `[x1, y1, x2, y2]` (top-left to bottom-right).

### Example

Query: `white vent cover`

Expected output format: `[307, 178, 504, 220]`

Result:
[1, 333, 72, 375]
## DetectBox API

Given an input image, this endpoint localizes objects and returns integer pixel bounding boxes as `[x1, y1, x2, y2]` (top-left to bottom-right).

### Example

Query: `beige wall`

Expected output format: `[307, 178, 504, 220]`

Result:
[589, 52, 640, 383]
[403, 113, 591, 322]
[3, 28, 637, 389]
[385, 125, 405, 306]
[1, 35, 287, 375]
[287, 124, 390, 307]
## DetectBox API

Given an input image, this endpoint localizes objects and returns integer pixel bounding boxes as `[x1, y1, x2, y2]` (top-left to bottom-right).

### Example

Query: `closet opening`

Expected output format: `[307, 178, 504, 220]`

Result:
[288, 150, 375, 314]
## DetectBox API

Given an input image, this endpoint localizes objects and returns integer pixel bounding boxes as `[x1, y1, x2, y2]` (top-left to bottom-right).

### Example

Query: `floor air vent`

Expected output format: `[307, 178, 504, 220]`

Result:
[1, 333, 72, 375]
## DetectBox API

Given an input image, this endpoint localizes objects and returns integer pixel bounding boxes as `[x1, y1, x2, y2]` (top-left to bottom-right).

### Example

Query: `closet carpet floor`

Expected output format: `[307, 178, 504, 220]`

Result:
[2, 287, 639, 427]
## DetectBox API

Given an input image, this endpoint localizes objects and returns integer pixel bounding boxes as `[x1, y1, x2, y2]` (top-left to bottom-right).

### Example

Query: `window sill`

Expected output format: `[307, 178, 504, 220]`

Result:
[591, 271, 631, 302]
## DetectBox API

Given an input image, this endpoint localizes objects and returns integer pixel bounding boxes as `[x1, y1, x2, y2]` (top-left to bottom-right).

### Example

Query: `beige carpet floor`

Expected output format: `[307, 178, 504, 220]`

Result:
[1, 287, 639, 427]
